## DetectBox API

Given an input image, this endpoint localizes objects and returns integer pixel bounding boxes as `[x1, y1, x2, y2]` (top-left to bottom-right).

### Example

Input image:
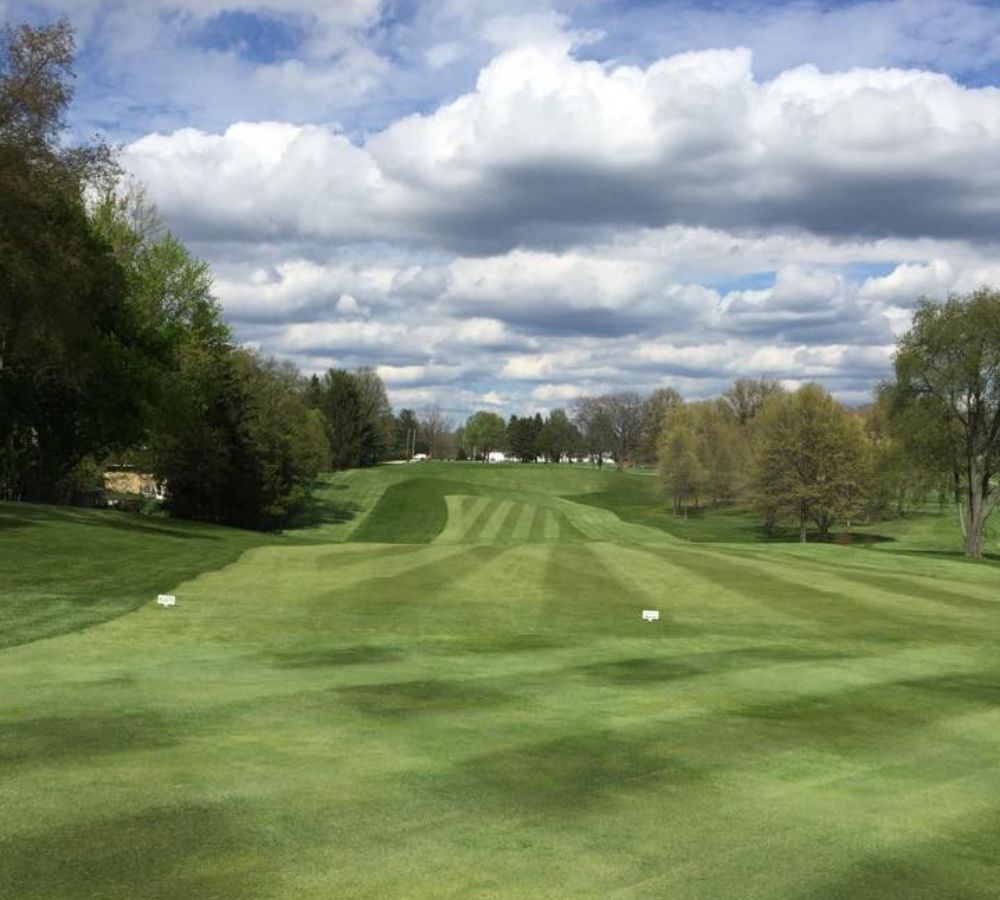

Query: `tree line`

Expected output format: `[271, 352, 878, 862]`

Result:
[0, 20, 444, 529]
[5, 21, 998, 551]
[454, 293, 1000, 559]
[651, 293, 1000, 559]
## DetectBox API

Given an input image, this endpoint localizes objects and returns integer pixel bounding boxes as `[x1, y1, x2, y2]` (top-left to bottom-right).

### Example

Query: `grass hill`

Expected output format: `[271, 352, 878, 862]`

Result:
[1, 463, 998, 898]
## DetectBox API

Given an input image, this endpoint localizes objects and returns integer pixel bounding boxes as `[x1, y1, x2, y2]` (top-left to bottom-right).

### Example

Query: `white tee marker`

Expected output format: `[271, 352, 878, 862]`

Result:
[642, 609, 660, 622]
[157, 594, 176, 608]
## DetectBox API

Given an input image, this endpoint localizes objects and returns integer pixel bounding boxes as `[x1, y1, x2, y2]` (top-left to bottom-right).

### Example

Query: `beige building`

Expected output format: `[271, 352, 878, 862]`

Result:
[103, 466, 164, 499]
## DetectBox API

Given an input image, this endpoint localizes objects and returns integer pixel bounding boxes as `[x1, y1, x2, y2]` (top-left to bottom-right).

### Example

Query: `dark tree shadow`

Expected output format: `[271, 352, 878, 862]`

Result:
[285, 494, 359, 530]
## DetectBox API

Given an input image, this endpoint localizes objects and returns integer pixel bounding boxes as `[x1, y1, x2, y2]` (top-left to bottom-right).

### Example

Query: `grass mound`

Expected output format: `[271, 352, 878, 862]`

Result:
[0, 502, 275, 648]
[351, 477, 450, 542]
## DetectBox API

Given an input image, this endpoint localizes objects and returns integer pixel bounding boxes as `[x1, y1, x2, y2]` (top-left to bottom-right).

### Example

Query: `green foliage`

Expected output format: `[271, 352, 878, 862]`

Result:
[394, 407, 420, 457]
[537, 408, 579, 463]
[313, 367, 400, 468]
[221, 353, 330, 525]
[639, 387, 682, 462]
[657, 413, 703, 512]
[319, 369, 377, 469]
[0, 19, 74, 165]
[888, 289, 1000, 556]
[861, 396, 944, 521]
[0, 19, 328, 528]
[657, 400, 745, 511]
[0, 136, 141, 500]
[354, 366, 395, 460]
[296, 408, 332, 479]
[90, 178, 327, 529]
[754, 384, 870, 541]
[507, 413, 543, 462]
[463, 410, 507, 459]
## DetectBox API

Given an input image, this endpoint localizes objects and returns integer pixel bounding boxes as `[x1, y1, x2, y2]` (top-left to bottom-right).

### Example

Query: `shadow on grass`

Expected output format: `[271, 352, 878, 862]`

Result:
[272, 644, 402, 668]
[0, 710, 177, 765]
[440, 631, 569, 655]
[579, 646, 862, 685]
[337, 677, 515, 717]
[461, 731, 706, 814]
[0, 502, 220, 541]
[0, 802, 269, 900]
[881, 547, 1000, 566]
[797, 846, 994, 900]
[84, 515, 220, 541]
[285, 486, 360, 531]
[896, 670, 1000, 706]
[0, 516, 32, 532]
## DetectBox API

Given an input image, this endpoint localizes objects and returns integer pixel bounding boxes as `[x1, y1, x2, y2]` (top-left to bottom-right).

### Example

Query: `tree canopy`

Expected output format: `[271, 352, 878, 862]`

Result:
[753, 384, 868, 542]
[463, 411, 507, 460]
[1, 20, 137, 500]
[887, 289, 1000, 556]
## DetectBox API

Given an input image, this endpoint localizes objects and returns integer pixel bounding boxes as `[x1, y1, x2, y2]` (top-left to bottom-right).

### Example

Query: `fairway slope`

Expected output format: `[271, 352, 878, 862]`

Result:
[2, 464, 998, 899]
[0, 501, 276, 649]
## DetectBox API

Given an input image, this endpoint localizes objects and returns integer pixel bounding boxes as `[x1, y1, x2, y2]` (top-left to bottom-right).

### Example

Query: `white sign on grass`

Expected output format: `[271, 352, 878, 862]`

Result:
[157, 594, 176, 608]
[642, 609, 659, 622]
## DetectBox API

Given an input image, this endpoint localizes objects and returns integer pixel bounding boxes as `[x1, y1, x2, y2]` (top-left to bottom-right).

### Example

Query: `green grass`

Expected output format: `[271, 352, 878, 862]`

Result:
[0, 502, 278, 648]
[575, 471, 993, 555]
[2, 463, 999, 898]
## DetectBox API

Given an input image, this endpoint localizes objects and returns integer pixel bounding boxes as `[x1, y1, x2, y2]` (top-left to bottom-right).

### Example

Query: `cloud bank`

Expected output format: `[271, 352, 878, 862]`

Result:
[16, 0, 1000, 418]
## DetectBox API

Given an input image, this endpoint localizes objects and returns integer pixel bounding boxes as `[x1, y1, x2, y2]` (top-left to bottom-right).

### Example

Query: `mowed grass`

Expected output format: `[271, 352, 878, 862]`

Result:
[0, 502, 277, 648]
[2, 463, 999, 898]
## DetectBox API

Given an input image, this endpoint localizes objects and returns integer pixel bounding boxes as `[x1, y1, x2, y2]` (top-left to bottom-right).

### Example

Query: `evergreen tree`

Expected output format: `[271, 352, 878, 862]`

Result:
[320, 370, 373, 469]
[537, 409, 578, 462]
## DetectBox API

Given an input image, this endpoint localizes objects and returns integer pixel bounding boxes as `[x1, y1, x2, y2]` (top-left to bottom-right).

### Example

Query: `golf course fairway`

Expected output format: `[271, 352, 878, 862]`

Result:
[1, 463, 998, 898]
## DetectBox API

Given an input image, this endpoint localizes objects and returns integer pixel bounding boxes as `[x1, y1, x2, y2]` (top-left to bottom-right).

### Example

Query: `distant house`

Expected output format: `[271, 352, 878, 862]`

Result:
[487, 451, 506, 463]
[103, 465, 165, 501]
[410, 453, 430, 462]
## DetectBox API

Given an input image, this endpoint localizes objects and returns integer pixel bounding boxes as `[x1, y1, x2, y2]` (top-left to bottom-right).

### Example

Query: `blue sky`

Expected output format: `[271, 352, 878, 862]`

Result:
[9, 0, 1000, 419]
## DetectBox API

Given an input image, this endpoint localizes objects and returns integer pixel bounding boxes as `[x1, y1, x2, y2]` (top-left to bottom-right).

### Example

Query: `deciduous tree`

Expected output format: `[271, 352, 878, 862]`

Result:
[754, 384, 869, 542]
[640, 387, 682, 462]
[723, 377, 784, 425]
[0, 21, 138, 499]
[573, 392, 643, 464]
[657, 411, 703, 513]
[888, 289, 1000, 556]
[419, 404, 452, 458]
[463, 410, 507, 461]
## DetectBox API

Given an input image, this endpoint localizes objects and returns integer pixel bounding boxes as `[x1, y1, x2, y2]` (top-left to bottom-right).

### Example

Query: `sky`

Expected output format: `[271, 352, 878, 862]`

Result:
[9, 0, 1000, 421]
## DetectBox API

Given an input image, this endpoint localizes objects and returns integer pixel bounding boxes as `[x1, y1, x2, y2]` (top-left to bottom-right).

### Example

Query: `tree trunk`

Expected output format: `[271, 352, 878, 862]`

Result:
[964, 519, 984, 557]
[799, 504, 807, 543]
[961, 459, 994, 558]
[963, 496, 988, 558]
